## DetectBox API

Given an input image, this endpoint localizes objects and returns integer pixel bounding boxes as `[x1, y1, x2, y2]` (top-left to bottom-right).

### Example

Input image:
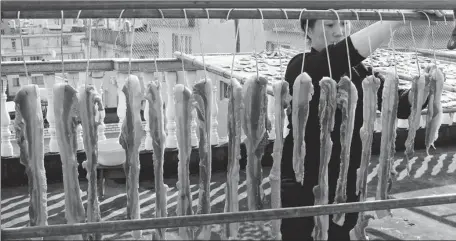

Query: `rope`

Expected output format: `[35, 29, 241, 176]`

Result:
[322, 20, 332, 79]
[299, 9, 308, 74]
[178, 10, 189, 86]
[389, 24, 398, 76]
[229, 9, 240, 80]
[274, 22, 283, 81]
[196, 10, 209, 82]
[17, 11, 29, 84]
[409, 22, 421, 75]
[61, 10, 66, 82]
[85, 19, 92, 87]
[128, 19, 136, 76]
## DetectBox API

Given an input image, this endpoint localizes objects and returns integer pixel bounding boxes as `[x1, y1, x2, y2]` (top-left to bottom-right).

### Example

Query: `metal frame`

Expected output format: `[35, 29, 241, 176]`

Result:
[1, 9, 454, 20]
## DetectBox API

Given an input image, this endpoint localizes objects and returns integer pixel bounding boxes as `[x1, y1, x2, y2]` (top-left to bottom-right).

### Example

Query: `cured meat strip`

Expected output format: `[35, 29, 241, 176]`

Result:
[313, 77, 337, 241]
[174, 84, 194, 240]
[79, 85, 103, 240]
[292, 73, 314, 184]
[333, 76, 358, 226]
[53, 83, 86, 239]
[425, 65, 445, 155]
[270, 80, 292, 240]
[242, 75, 270, 211]
[404, 75, 426, 170]
[14, 85, 48, 229]
[224, 78, 243, 239]
[119, 75, 144, 239]
[145, 79, 168, 240]
[375, 71, 399, 219]
[350, 75, 381, 240]
[193, 78, 213, 240]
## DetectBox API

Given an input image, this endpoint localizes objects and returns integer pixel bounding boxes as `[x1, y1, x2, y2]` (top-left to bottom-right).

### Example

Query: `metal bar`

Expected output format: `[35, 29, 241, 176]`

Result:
[3, 0, 456, 11]
[0, 58, 202, 75]
[1, 9, 454, 20]
[173, 51, 275, 95]
[2, 193, 456, 239]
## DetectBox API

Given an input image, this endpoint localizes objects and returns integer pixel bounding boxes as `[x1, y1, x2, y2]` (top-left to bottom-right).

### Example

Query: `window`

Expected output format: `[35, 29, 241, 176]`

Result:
[31, 75, 44, 86]
[30, 56, 41, 61]
[12, 77, 20, 87]
[172, 34, 192, 54]
[71, 53, 79, 59]
[63, 37, 69, 45]
[1, 30, 4, 34]
[11, 39, 16, 49]
[23, 38, 30, 47]
[10, 57, 24, 61]
[220, 81, 229, 100]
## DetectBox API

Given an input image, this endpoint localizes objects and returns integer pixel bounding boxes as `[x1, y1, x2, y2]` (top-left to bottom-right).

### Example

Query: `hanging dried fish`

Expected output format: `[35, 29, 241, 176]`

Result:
[312, 77, 337, 241]
[425, 65, 445, 155]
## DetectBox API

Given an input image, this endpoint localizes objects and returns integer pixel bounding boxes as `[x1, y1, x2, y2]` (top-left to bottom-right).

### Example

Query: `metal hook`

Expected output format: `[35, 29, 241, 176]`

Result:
[328, 9, 340, 24]
[409, 22, 421, 76]
[322, 19, 333, 79]
[281, 9, 289, 19]
[17, 11, 30, 84]
[157, 9, 165, 24]
[350, 9, 359, 21]
[183, 9, 188, 21]
[300, 8, 309, 74]
[397, 10, 406, 24]
[442, 12, 447, 25]
[374, 10, 383, 23]
[257, 9, 264, 23]
[419, 11, 432, 28]
[113, 10, 125, 52]
[298, 8, 307, 22]
[60, 10, 66, 82]
[419, 11, 437, 65]
[76, 10, 82, 22]
[205, 8, 210, 23]
[226, 8, 234, 21]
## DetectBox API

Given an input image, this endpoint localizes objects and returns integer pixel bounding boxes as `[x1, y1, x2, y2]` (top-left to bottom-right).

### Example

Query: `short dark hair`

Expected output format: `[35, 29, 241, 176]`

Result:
[300, 19, 316, 39]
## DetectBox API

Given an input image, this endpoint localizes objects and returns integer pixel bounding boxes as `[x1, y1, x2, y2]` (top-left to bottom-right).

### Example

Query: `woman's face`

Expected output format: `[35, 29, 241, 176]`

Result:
[307, 20, 350, 51]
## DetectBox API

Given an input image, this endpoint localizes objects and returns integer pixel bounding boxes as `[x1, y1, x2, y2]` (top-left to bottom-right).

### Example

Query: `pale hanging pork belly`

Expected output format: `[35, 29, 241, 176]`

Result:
[14, 85, 48, 229]
[312, 77, 337, 241]
[224, 78, 243, 239]
[145, 79, 168, 240]
[292, 73, 314, 185]
[404, 75, 426, 170]
[193, 78, 213, 240]
[53, 83, 86, 239]
[333, 76, 358, 226]
[242, 75, 270, 211]
[119, 75, 144, 239]
[350, 75, 381, 241]
[375, 71, 399, 219]
[270, 80, 292, 240]
[424, 65, 445, 155]
[174, 84, 195, 240]
[78, 85, 103, 240]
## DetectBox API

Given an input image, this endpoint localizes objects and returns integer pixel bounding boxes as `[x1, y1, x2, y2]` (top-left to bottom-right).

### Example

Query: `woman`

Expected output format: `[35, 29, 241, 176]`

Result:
[280, 12, 443, 241]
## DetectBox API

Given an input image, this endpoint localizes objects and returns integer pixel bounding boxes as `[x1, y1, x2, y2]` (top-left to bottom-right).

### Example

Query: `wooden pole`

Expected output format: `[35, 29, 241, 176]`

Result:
[3, 0, 456, 11]
[2, 193, 456, 239]
[1, 9, 454, 20]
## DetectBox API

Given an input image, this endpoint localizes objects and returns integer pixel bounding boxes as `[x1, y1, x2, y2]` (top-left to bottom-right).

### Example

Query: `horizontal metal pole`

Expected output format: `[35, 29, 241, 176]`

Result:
[1, 9, 454, 20]
[1, 58, 203, 75]
[3, 0, 456, 11]
[2, 193, 455, 239]
[173, 51, 275, 95]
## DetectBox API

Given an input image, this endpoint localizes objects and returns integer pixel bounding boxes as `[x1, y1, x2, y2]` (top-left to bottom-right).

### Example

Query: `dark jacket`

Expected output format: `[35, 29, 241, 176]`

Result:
[280, 36, 423, 240]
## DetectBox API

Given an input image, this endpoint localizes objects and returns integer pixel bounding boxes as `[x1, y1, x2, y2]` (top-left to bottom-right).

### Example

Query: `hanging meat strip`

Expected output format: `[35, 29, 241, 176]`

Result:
[119, 75, 144, 239]
[145, 79, 168, 240]
[333, 76, 358, 226]
[270, 80, 292, 240]
[53, 83, 86, 240]
[79, 85, 103, 240]
[350, 75, 381, 241]
[404, 74, 426, 170]
[242, 75, 270, 211]
[224, 78, 243, 239]
[313, 77, 337, 241]
[174, 84, 194, 240]
[193, 77, 213, 240]
[425, 65, 445, 155]
[375, 71, 399, 219]
[14, 85, 48, 229]
[292, 73, 314, 185]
